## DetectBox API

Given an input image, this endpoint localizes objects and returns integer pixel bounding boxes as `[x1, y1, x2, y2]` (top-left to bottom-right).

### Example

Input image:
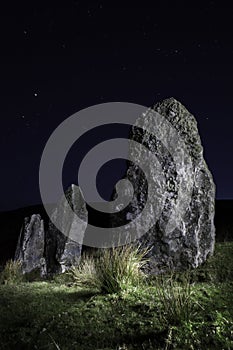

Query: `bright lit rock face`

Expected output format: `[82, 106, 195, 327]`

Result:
[15, 185, 87, 276]
[114, 97, 216, 273]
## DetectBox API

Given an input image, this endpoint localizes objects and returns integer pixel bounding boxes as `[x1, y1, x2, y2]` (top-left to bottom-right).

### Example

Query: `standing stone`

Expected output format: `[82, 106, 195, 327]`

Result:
[113, 97, 215, 273]
[15, 214, 46, 275]
[45, 184, 88, 274]
[15, 185, 88, 276]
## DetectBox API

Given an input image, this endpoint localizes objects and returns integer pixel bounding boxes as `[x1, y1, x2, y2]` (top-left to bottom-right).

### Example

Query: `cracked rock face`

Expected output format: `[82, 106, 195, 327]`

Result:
[114, 97, 216, 273]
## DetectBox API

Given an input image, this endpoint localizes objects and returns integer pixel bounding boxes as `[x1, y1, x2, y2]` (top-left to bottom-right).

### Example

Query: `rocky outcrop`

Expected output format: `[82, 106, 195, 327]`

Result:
[113, 97, 216, 273]
[15, 185, 88, 276]
[15, 214, 46, 275]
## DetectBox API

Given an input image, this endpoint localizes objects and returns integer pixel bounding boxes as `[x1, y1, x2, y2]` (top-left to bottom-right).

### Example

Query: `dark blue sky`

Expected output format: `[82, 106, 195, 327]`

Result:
[0, 1, 233, 211]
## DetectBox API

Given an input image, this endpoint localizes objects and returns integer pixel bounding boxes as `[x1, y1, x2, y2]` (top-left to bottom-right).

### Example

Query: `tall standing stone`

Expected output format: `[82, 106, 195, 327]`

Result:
[113, 98, 215, 273]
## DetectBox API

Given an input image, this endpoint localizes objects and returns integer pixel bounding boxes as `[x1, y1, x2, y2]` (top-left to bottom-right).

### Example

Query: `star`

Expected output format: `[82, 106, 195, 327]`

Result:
[34, 92, 38, 97]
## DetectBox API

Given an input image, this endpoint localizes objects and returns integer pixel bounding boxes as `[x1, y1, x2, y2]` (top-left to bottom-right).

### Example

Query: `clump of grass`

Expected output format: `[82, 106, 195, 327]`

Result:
[155, 271, 199, 327]
[96, 245, 148, 294]
[0, 260, 24, 285]
[68, 254, 99, 289]
[69, 245, 149, 294]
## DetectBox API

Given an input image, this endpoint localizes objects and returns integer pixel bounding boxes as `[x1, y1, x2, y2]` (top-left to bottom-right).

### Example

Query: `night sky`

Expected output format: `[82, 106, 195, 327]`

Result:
[1, 1, 233, 212]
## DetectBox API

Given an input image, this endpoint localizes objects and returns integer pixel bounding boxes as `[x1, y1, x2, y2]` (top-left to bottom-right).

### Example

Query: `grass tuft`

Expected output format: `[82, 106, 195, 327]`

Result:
[0, 260, 24, 285]
[69, 245, 149, 294]
[155, 271, 199, 326]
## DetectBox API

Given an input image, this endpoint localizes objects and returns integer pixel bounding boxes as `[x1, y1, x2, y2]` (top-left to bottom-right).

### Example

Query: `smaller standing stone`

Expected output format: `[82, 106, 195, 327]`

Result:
[14, 185, 88, 276]
[45, 184, 88, 274]
[15, 214, 46, 275]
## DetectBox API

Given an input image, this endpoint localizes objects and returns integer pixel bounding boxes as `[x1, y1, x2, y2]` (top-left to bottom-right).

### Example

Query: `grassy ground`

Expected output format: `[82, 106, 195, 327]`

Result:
[0, 243, 233, 350]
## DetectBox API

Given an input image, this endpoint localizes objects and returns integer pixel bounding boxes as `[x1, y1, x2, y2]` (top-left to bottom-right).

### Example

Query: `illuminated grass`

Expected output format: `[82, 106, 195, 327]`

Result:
[0, 242, 232, 349]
